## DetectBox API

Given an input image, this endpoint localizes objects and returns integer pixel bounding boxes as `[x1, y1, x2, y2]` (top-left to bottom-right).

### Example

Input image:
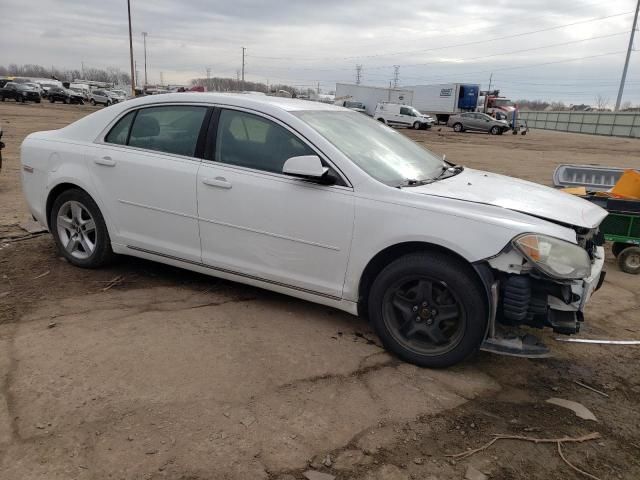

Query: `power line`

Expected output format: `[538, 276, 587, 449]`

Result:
[247, 11, 634, 62]
[245, 31, 629, 77]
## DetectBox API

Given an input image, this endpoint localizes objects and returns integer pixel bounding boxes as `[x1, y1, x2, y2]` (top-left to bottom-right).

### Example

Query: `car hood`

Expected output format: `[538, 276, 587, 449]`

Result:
[407, 168, 608, 229]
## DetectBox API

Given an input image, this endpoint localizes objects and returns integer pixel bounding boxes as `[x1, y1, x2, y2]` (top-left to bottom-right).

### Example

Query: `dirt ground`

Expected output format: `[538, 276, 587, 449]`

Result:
[0, 101, 639, 480]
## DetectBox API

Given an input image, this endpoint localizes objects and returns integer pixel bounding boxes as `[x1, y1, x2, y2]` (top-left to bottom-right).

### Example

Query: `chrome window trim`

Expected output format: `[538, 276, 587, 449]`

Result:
[95, 101, 353, 189]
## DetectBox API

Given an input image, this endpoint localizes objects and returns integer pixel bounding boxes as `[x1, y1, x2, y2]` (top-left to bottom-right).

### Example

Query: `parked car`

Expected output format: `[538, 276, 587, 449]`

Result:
[69, 83, 91, 100]
[25, 82, 45, 96]
[448, 112, 510, 135]
[20, 94, 607, 367]
[47, 86, 84, 104]
[374, 102, 433, 130]
[337, 100, 367, 114]
[104, 91, 122, 104]
[37, 80, 64, 98]
[0, 82, 41, 103]
[89, 89, 113, 106]
[109, 90, 128, 102]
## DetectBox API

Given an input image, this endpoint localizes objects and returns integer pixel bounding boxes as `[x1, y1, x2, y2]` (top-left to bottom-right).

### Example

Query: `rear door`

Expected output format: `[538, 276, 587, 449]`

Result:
[88, 104, 209, 261]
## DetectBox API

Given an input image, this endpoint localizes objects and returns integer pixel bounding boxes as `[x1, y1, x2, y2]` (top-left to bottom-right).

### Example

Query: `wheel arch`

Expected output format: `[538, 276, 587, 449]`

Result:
[357, 241, 491, 317]
[45, 182, 113, 238]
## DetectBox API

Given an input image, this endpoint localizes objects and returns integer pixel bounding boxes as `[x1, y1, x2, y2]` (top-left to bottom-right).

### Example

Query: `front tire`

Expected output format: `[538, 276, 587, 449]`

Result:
[413, 122, 421, 130]
[490, 126, 500, 135]
[50, 189, 114, 268]
[368, 252, 487, 368]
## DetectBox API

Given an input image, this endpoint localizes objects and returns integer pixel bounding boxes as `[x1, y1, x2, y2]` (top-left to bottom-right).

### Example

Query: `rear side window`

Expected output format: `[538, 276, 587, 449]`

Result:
[128, 106, 207, 157]
[105, 111, 136, 145]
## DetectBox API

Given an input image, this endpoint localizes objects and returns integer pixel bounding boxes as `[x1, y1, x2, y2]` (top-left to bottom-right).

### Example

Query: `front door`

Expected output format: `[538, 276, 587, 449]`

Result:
[88, 105, 208, 261]
[196, 108, 355, 298]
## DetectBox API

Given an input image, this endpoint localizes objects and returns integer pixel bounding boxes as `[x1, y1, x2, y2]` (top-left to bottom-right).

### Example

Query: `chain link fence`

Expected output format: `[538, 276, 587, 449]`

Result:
[518, 111, 640, 138]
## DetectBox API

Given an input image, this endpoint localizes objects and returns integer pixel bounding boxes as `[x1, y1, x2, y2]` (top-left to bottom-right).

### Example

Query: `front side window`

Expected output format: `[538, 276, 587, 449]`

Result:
[215, 109, 315, 174]
[400, 107, 413, 116]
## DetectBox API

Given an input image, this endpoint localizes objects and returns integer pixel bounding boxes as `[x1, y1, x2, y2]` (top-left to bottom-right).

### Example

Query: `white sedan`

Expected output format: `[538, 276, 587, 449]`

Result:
[21, 93, 607, 367]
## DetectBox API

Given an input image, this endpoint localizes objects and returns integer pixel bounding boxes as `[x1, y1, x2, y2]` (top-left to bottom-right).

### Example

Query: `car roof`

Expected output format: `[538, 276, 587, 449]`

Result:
[125, 92, 346, 113]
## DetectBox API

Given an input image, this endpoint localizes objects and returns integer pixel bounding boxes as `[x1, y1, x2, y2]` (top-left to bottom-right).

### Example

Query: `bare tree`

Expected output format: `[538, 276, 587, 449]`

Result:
[620, 100, 633, 111]
[0, 64, 130, 85]
[594, 94, 610, 110]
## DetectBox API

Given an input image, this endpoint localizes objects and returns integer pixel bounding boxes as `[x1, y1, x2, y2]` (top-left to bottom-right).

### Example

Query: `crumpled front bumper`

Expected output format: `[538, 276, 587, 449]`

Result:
[547, 246, 606, 313]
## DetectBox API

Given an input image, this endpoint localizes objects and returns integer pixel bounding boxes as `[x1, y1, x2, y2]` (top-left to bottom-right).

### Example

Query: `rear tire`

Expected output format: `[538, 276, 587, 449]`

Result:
[90, 99, 96, 106]
[618, 246, 640, 275]
[453, 123, 463, 132]
[377, 118, 386, 124]
[367, 252, 487, 368]
[49, 97, 55, 103]
[50, 189, 115, 268]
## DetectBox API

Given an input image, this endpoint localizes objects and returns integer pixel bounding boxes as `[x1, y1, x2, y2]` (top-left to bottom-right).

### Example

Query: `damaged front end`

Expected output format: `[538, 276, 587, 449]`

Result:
[478, 226, 606, 358]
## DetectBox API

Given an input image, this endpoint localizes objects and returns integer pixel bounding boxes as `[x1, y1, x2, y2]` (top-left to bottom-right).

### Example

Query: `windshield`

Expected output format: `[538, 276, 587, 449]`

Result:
[493, 99, 513, 107]
[295, 110, 444, 186]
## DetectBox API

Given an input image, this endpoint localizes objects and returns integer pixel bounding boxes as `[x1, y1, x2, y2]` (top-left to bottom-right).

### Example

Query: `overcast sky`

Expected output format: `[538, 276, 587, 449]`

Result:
[1, 0, 638, 106]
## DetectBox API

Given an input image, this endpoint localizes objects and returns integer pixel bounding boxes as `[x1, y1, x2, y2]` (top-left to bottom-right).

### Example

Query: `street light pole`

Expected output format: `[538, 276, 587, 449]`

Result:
[241, 47, 246, 91]
[142, 31, 148, 88]
[127, 0, 135, 97]
[615, 0, 639, 111]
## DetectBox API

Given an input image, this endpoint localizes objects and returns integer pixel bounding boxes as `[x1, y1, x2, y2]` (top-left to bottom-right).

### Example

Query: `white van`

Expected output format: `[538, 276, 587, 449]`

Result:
[374, 103, 434, 130]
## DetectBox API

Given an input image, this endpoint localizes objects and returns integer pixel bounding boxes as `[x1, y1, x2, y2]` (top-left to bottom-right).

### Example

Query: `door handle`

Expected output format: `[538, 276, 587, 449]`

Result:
[94, 156, 116, 167]
[202, 177, 232, 189]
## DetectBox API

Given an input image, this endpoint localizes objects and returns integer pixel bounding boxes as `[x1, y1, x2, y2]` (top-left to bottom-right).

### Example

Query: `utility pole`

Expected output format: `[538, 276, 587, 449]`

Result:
[483, 72, 493, 113]
[392, 65, 400, 88]
[355, 64, 362, 85]
[142, 31, 148, 88]
[317, 81, 320, 94]
[127, 0, 135, 96]
[206, 67, 211, 92]
[615, 0, 639, 111]
[241, 47, 246, 91]
[160, 71, 164, 86]
[81, 61, 85, 79]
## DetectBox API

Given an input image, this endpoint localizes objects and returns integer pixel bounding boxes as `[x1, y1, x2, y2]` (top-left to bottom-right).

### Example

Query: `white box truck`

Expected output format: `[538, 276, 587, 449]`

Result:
[404, 83, 480, 124]
[334, 83, 413, 116]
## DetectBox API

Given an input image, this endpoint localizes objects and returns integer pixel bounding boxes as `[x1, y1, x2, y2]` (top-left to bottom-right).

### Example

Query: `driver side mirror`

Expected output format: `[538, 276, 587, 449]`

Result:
[282, 155, 335, 185]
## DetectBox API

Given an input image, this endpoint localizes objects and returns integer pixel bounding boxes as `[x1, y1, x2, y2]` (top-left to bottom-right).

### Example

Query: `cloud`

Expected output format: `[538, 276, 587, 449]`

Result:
[0, 0, 638, 105]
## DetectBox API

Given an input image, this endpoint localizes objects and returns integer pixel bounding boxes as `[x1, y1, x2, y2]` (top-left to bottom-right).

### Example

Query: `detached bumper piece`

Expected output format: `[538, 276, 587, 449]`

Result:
[481, 330, 551, 358]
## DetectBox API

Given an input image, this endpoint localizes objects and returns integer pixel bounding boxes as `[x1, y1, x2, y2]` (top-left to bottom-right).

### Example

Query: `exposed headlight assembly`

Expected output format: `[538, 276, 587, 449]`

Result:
[513, 233, 591, 280]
